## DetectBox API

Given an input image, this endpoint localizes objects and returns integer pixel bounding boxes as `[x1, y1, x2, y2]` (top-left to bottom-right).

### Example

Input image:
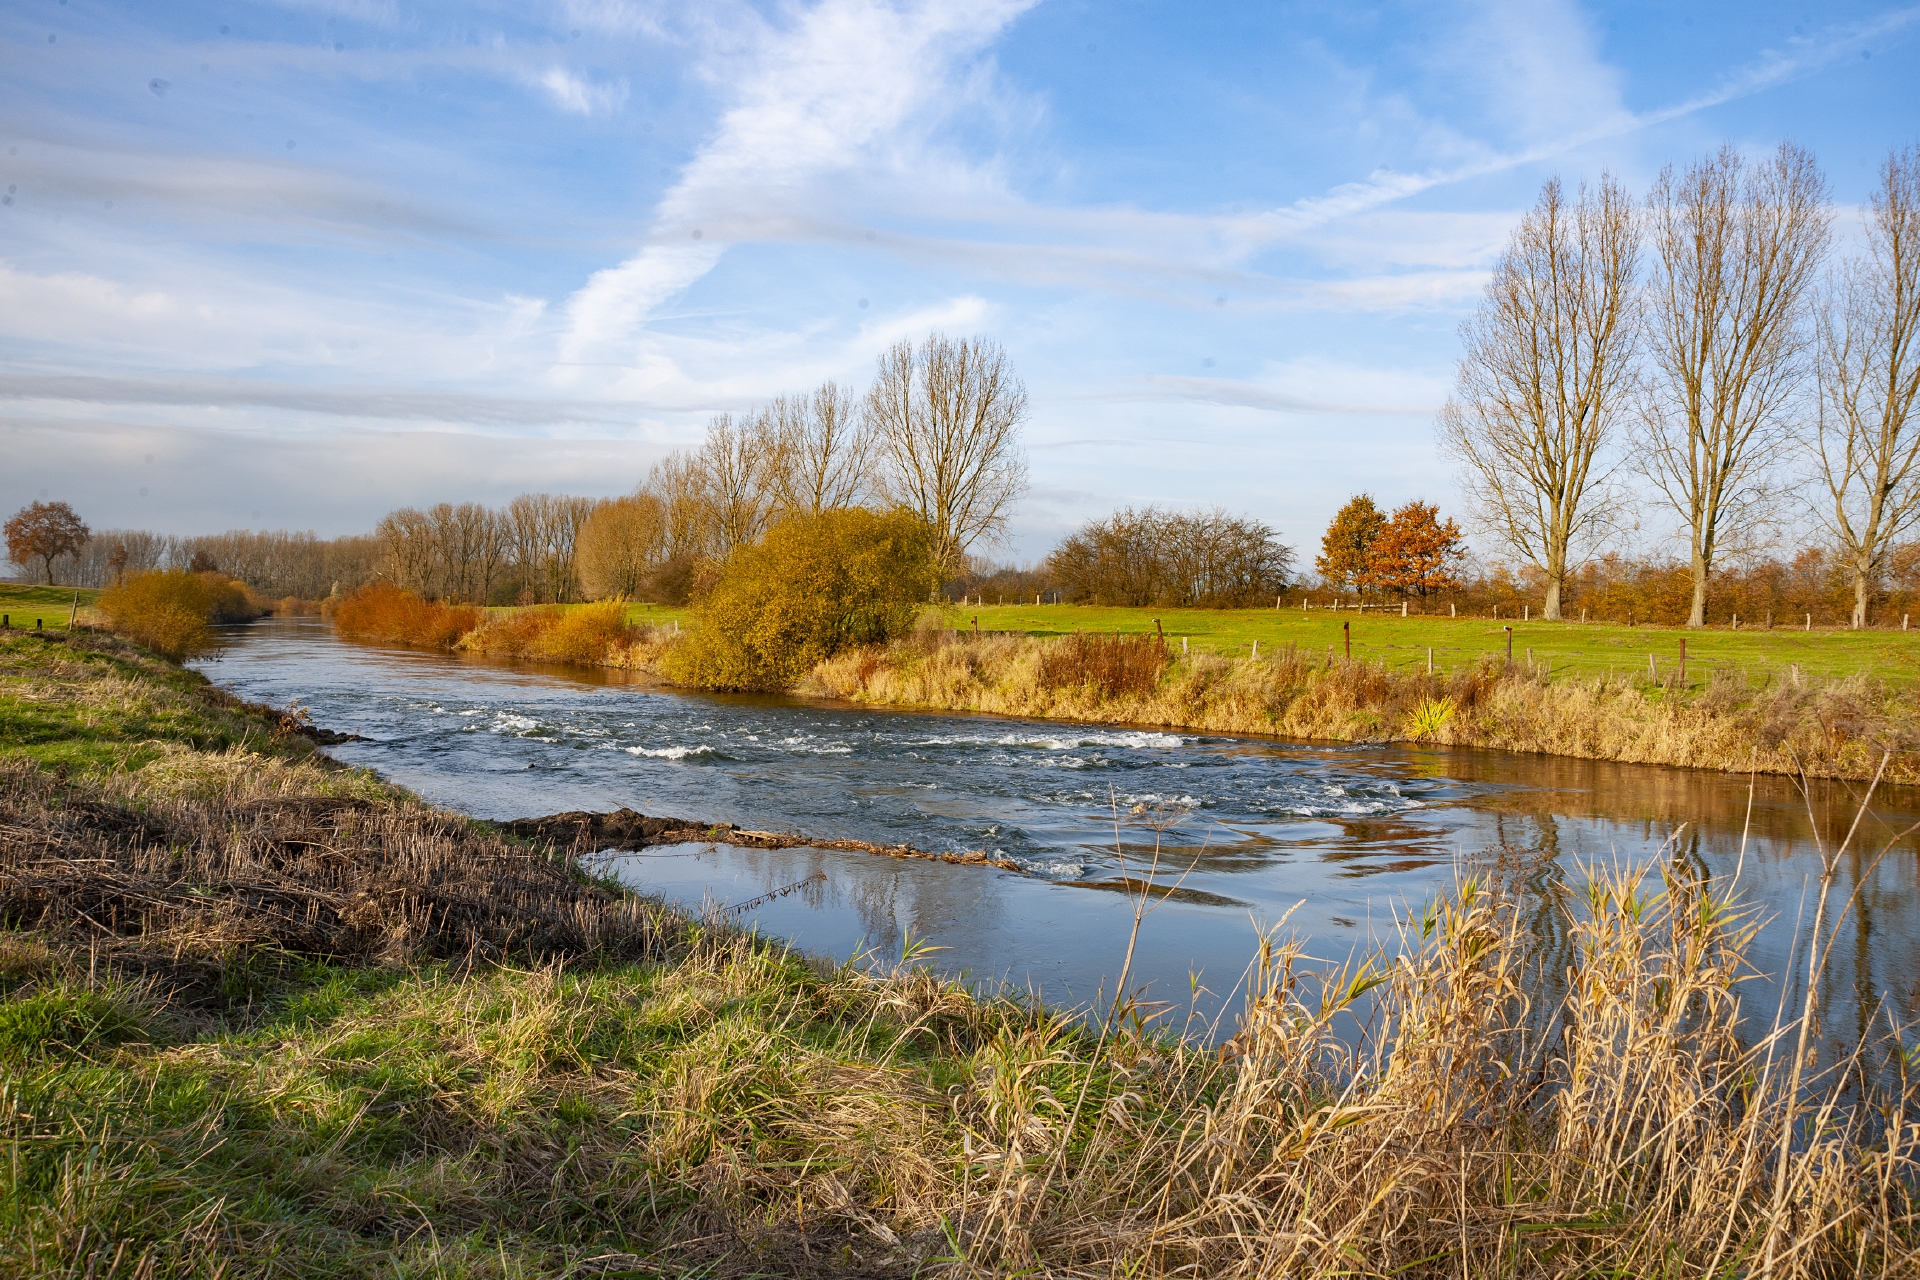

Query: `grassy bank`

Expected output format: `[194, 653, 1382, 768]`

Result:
[806, 625, 1920, 783]
[3, 630, 1919, 1275]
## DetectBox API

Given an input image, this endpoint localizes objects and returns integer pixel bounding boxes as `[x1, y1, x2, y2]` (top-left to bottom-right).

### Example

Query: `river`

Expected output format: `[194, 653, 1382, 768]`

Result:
[194, 618, 1920, 1041]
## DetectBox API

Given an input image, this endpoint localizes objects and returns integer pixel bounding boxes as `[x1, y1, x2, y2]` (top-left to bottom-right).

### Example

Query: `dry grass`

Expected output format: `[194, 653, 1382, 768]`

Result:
[1036, 630, 1170, 698]
[0, 759, 667, 1001]
[806, 632, 1920, 783]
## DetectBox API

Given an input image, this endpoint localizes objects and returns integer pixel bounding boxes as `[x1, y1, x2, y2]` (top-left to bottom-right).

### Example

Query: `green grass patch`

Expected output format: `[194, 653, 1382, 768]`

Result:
[958, 601, 1920, 684]
[0, 582, 98, 631]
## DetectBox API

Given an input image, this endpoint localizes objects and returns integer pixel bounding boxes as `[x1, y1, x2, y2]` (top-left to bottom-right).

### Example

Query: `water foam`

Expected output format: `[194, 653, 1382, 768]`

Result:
[623, 744, 717, 760]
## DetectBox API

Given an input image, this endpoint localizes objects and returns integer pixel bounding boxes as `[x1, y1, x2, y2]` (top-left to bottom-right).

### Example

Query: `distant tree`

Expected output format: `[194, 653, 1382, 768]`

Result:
[575, 494, 666, 600]
[697, 412, 782, 558]
[867, 333, 1030, 574]
[1047, 506, 1290, 607]
[1370, 500, 1467, 597]
[4, 501, 90, 585]
[1640, 142, 1830, 627]
[1315, 495, 1385, 592]
[1809, 144, 1920, 629]
[1440, 173, 1639, 621]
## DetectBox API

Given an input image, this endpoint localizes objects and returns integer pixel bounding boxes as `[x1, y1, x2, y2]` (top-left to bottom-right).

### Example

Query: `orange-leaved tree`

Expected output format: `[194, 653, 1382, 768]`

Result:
[1371, 500, 1467, 597]
[5, 501, 90, 585]
[1315, 495, 1385, 593]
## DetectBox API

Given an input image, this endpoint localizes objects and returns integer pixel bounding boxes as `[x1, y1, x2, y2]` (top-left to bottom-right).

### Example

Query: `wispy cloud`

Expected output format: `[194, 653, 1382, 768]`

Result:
[0, 373, 667, 428]
[1255, 5, 1920, 235]
[558, 0, 1037, 369]
[533, 67, 629, 116]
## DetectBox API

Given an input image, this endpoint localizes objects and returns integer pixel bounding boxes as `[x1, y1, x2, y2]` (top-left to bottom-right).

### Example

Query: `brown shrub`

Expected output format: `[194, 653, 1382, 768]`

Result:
[328, 582, 481, 650]
[1037, 631, 1169, 697]
[97, 570, 215, 659]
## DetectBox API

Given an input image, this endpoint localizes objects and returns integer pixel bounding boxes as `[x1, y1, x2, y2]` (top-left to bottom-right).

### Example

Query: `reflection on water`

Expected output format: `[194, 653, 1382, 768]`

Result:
[194, 619, 1920, 1037]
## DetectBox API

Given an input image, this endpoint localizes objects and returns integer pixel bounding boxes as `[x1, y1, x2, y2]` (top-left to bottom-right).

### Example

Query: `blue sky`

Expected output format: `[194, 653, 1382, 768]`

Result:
[3, 0, 1916, 563]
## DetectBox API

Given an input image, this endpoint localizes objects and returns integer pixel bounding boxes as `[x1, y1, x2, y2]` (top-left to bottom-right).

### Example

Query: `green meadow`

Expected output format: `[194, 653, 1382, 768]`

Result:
[0, 583, 100, 631]
[956, 601, 1920, 684]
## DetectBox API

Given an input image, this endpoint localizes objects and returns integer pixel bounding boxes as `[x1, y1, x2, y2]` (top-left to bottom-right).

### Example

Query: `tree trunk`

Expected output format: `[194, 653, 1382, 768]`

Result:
[1688, 564, 1708, 627]
[1543, 576, 1562, 621]
[1853, 567, 1870, 630]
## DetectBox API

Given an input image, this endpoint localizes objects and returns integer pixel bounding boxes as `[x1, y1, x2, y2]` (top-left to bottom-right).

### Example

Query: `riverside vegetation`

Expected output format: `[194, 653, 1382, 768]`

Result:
[325, 574, 1920, 784]
[4, 609, 1920, 1276]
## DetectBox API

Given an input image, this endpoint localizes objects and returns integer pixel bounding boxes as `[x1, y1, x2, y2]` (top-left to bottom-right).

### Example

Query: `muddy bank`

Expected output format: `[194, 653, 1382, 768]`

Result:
[500, 807, 1025, 871]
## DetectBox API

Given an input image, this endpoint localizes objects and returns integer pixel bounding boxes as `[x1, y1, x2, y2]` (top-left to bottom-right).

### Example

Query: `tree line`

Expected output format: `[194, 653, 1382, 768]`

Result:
[1042, 507, 1293, 607]
[6, 509, 380, 601]
[1442, 141, 1919, 628]
[6, 334, 1031, 608]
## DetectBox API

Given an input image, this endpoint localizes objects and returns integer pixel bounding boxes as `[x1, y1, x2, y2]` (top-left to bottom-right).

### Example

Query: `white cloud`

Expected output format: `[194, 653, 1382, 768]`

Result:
[535, 67, 630, 116]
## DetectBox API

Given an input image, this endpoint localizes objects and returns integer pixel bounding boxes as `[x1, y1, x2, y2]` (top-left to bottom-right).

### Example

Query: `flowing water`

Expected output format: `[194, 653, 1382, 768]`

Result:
[195, 618, 1920, 1040]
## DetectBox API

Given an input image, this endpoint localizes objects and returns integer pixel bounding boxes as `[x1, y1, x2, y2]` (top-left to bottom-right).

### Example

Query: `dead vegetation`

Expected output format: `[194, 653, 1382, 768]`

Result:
[0, 759, 667, 1002]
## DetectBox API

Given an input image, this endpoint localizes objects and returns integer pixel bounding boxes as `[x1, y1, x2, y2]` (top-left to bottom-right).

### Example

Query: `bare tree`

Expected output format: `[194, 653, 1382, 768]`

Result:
[867, 334, 1029, 573]
[769, 381, 872, 514]
[1046, 506, 1290, 607]
[375, 507, 436, 596]
[428, 502, 495, 603]
[1640, 142, 1831, 626]
[645, 452, 717, 562]
[1440, 174, 1640, 620]
[697, 413, 780, 557]
[1809, 144, 1920, 629]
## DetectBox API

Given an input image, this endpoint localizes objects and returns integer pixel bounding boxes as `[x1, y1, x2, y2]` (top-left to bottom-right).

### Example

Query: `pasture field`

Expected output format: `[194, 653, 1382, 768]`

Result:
[959, 601, 1920, 684]
[0, 582, 99, 631]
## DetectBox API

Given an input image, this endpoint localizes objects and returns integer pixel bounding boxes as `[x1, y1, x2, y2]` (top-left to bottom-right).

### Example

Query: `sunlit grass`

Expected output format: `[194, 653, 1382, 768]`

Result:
[0, 583, 99, 632]
[956, 600, 1920, 683]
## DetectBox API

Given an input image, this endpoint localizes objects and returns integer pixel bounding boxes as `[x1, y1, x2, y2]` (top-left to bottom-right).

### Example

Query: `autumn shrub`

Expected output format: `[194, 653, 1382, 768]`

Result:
[200, 573, 268, 623]
[458, 601, 638, 665]
[97, 570, 216, 660]
[1036, 631, 1169, 697]
[328, 582, 480, 650]
[667, 508, 938, 691]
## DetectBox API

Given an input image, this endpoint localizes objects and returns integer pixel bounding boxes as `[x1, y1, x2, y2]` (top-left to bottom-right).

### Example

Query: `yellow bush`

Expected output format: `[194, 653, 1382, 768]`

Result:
[667, 508, 938, 691]
[524, 600, 634, 664]
[97, 570, 215, 660]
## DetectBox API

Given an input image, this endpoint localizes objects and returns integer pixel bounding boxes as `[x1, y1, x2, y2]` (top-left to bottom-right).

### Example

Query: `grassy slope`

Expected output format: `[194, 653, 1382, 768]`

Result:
[0, 632, 1058, 1278]
[962, 601, 1920, 683]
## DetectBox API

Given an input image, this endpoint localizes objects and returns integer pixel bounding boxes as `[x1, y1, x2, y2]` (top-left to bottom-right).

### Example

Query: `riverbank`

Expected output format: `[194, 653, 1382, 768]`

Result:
[4, 627, 1918, 1276]
[328, 592, 1920, 782]
[803, 628, 1920, 784]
